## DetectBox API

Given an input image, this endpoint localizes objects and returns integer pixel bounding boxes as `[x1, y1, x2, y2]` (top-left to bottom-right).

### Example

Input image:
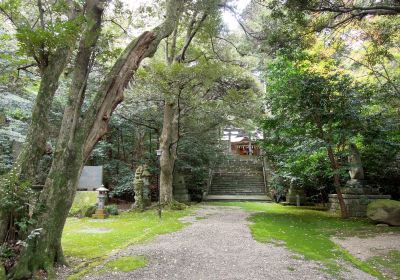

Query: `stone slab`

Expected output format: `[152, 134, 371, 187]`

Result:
[78, 166, 103, 191]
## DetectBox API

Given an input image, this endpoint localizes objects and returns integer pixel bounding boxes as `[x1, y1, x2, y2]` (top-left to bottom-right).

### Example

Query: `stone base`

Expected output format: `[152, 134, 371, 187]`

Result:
[173, 174, 190, 203]
[92, 209, 106, 219]
[286, 195, 306, 205]
[328, 194, 391, 217]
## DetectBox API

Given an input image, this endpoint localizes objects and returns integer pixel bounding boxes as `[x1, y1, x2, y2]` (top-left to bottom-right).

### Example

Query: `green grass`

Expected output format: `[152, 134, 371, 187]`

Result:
[209, 202, 400, 279]
[105, 256, 147, 272]
[62, 208, 191, 278]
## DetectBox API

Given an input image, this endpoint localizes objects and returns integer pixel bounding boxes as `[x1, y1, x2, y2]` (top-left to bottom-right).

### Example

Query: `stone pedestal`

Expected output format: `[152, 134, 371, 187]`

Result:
[328, 194, 391, 217]
[173, 174, 190, 202]
[286, 186, 306, 205]
[92, 209, 106, 219]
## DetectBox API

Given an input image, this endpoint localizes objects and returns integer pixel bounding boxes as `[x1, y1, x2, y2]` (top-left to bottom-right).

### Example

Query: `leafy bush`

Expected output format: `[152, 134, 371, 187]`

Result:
[168, 200, 187, 210]
[0, 170, 33, 236]
[5, 108, 29, 121]
[105, 204, 119, 215]
[84, 205, 97, 217]
[69, 191, 98, 218]
[0, 134, 14, 175]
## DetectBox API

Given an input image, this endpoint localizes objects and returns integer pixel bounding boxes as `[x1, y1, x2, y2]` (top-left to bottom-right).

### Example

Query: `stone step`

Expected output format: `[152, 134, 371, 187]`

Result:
[211, 186, 265, 190]
[205, 194, 272, 201]
[212, 180, 264, 184]
[210, 188, 265, 192]
[210, 186, 265, 190]
[212, 178, 264, 181]
[210, 191, 266, 194]
[210, 155, 266, 197]
[212, 182, 265, 186]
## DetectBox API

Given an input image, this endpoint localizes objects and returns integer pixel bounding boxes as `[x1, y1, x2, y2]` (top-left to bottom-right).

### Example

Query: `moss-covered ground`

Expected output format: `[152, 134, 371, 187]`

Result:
[210, 202, 400, 279]
[62, 208, 191, 279]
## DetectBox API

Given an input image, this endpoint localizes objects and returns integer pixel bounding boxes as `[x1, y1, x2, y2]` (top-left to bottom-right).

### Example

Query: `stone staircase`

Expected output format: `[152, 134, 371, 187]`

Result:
[206, 156, 271, 201]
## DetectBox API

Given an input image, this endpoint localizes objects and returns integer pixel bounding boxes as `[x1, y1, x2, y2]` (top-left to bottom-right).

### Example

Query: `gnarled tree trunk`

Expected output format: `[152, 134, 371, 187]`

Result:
[8, 0, 183, 278]
[0, 2, 80, 244]
[0, 37, 77, 246]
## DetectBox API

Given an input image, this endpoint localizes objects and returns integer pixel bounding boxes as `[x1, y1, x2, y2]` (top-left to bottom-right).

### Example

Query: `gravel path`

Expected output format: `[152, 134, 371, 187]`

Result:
[332, 233, 400, 261]
[84, 205, 375, 280]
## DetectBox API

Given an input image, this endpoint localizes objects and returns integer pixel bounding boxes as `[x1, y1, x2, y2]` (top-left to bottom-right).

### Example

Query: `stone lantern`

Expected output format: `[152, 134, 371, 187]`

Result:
[142, 165, 151, 207]
[92, 185, 109, 219]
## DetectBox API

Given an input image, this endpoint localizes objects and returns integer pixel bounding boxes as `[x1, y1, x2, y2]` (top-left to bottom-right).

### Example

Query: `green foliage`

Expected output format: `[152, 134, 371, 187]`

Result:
[262, 49, 365, 194]
[105, 256, 147, 272]
[167, 200, 187, 210]
[0, 170, 33, 235]
[105, 204, 119, 216]
[0, 134, 14, 175]
[5, 107, 29, 121]
[69, 191, 98, 218]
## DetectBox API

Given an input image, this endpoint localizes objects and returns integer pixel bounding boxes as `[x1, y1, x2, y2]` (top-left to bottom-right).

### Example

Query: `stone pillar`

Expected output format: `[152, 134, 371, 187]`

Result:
[286, 180, 306, 205]
[141, 164, 151, 207]
[133, 165, 145, 211]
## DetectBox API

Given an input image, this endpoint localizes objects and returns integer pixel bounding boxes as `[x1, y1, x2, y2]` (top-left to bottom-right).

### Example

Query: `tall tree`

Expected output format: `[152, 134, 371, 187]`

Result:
[263, 49, 367, 218]
[157, 0, 223, 204]
[8, 0, 184, 278]
[0, 0, 82, 243]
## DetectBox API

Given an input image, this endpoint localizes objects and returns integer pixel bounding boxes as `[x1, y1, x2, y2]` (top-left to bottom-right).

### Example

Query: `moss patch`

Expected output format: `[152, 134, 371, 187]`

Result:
[209, 202, 400, 279]
[63, 208, 191, 278]
[105, 256, 147, 272]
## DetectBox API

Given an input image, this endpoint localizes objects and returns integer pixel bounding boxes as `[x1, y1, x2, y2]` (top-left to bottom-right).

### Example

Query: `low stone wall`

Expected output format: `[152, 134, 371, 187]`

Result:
[328, 194, 391, 217]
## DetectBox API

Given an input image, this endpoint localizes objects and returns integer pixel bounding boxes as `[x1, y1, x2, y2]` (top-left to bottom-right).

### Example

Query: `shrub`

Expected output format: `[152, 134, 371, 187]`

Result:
[168, 200, 187, 210]
[105, 204, 119, 215]
[69, 191, 98, 218]
[84, 205, 97, 217]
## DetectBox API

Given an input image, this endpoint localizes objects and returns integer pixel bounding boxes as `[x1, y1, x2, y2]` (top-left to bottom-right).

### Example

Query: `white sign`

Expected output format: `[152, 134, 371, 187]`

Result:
[78, 166, 103, 191]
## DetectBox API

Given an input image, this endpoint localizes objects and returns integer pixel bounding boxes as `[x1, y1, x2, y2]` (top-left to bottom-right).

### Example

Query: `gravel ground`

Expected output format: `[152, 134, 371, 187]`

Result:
[332, 233, 400, 261]
[81, 205, 375, 280]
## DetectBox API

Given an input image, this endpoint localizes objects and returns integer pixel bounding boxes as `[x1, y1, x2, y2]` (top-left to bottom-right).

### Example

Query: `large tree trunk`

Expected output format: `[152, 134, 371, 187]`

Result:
[0, 1, 80, 244]
[159, 101, 179, 204]
[16, 57, 71, 180]
[8, 0, 105, 277]
[8, 1, 183, 278]
[0, 37, 76, 245]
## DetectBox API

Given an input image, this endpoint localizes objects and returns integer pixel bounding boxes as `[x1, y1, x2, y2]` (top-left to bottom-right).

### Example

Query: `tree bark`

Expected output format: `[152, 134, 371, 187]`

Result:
[0, 211, 8, 243]
[8, 0, 105, 277]
[0, 22, 79, 245]
[315, 115, 348, 218]
[8, 0, 183, 278]
[159, 101, 179, 204]
[326, 145, 348, 218]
